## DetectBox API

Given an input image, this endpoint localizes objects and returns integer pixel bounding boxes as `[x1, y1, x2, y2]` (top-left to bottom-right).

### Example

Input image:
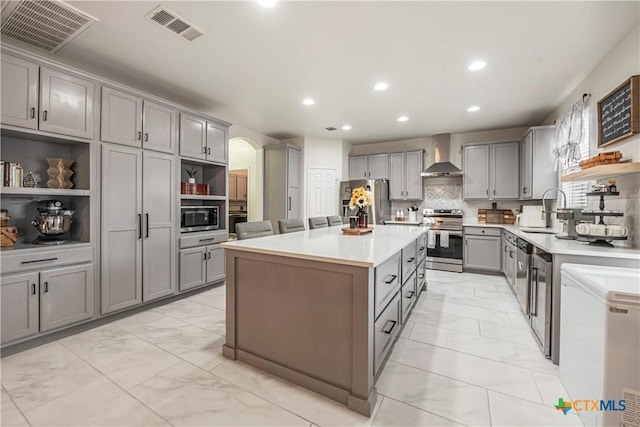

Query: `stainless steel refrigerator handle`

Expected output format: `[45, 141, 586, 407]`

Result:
[530, 266, 538, 316]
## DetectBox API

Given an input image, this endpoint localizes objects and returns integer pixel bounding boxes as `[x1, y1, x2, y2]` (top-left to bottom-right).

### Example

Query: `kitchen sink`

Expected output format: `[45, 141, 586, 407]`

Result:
[520, 228, 558, 234]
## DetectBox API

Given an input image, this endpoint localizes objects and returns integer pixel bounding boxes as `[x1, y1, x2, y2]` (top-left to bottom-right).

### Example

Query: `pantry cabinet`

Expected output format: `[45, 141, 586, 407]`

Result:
[349, 154, 389, 180]
[179, 113, 228, 163]
[389, 150, 422, 200]
[101, 144, 176, 314]
[264, 144, 302, 228]
[1, 54, 95, 139]
[1, 263, 94, 345]
[101, 87, 178, 154]
[179, 244, 225, 291]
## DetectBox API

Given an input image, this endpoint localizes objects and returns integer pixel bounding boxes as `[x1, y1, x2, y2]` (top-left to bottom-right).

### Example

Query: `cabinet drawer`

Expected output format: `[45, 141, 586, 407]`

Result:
[1, 245, 93, 275]
[417, 232, 427, 261]
[417, 259, 426, 296]
[179, 231, 228, 248]
[464, 226, 501, 237]
[374, 252, 401, 319]
[401, 240, 417, 284]
[401, 271, 417, 323]
[374, 292, 400, 375]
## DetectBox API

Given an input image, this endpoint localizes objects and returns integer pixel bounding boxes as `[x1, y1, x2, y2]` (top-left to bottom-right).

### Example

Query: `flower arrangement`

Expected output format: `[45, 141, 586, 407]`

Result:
[348, 186, 373, 212]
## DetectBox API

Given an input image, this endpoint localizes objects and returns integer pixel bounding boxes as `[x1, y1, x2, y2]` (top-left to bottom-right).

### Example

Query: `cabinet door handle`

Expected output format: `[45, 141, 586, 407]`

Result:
[42, 110, 48, 121]
[523, 187, 527, 193]
[208, 251, 211, 259]
[144, 133, 149, 142]
[199, 238, 215, 243]
[137, 131, 142, 140]
[145, 213, 149, 238]
[288, 196, 291, 211]
[202, 146, 207, 154]
[44, 281, 49, 293]
[406, 257, 415, 263]
[405, 291, 415, 299]
[384, 274, 397, 284]
[30, 107, 36, 119]
[382, 320, 397, 334]
[21, 257, 58, 264]
[418, 273, 425, 280]
[493, 189, 496, 195]
[203, 252, 207, 260]
[207, 147, 211, 155]
[138, 214, 142, 239]
[419, 246, 425, 251]
[32, 283, 36, 295]
[486, 189, 489, 195]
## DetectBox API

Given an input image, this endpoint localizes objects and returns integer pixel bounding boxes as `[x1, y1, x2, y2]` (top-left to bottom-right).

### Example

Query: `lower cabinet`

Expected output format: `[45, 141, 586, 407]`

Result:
[373, 293, 400, 375]
[400, 271, 417, 323]
[417, 258, 426, 297]
[179, 244, 225, 291]
[1, 263, 94, 345]
[464, 227, 502, 272]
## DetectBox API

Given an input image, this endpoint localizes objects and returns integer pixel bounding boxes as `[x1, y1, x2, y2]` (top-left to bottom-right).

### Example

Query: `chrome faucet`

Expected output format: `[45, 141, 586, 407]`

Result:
[540, 188, 567, 221]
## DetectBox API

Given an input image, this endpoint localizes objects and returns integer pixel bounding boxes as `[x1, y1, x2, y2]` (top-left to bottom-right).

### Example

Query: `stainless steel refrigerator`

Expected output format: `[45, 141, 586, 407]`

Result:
[339, 180, 391, 225]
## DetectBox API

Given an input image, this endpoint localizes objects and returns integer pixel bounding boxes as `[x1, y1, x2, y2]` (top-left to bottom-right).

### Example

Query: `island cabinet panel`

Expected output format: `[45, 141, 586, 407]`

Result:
[401, 240, 417, 284]
[374, 252, 401, 319]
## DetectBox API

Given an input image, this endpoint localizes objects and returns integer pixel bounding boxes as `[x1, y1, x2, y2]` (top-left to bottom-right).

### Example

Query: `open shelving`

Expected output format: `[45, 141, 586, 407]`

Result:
[1, 188, 91, 197]
[561, 162, 640, 182]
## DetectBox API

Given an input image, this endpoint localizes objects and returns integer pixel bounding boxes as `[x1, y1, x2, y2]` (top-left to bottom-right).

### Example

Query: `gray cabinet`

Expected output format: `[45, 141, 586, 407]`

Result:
[389, 150, 423, 200]
[348, 154, 388, 180]
[1, 54, 94, 139]
[101, 87, 178, 154]
[1, 264, 94, 344]
[39, 67, 94, 139]
[264, 144, 302, 229]
[40, 264, 94, 332]
[1, 55, 38, 129]
[463, 227, 501, 272]
[179, 244, 225, 291]
[520, 126, 556, 199]
[464, 142, 520, 200]
[463, 145, 490, 199]
[101, 144, 176, 313]
[1, 272, 39, 344]
[179, 113, 228, 163]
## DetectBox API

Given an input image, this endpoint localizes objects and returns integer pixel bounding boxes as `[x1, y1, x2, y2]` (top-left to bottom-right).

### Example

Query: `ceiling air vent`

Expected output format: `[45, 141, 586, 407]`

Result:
[146, 6, 205, 42]
[325, 126, 337, 131]
[0, 0, 97, 54]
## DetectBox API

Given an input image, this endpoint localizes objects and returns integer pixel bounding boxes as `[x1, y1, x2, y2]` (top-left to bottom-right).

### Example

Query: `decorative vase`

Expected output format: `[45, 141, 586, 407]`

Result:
[23, 170, 36, 188]
[188, 177, 196, 184]
[46, 158, 74, 189]
[357, 209, 368, 228]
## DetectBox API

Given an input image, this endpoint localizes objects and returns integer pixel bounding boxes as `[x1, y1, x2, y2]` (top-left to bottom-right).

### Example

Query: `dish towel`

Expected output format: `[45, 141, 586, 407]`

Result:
[427, 230, 436, 249]
[440, 231, 450, 248]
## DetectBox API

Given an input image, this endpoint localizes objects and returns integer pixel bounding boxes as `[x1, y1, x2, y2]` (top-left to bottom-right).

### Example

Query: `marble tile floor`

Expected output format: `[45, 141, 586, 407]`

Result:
[1, 271, 582, 426]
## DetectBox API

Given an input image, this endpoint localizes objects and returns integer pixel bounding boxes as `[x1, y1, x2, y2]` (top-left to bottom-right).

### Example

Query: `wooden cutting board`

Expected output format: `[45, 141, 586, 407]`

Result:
[342, 226, 374, 235]
[478, 204, 516, 224]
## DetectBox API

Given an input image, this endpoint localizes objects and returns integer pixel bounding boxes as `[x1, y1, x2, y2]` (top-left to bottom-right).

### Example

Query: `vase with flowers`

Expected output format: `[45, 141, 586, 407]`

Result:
[348, 186, 373, 228]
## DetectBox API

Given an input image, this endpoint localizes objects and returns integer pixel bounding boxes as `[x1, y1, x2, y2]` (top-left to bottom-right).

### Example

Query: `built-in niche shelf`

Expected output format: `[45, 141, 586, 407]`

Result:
[180, 195, 226, 201]
[1, 188, 91, 197]
[561, 162, 640, 182]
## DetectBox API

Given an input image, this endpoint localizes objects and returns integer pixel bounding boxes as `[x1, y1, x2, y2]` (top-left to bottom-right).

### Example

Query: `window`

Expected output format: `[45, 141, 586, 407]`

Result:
[561, 106, 591, 208]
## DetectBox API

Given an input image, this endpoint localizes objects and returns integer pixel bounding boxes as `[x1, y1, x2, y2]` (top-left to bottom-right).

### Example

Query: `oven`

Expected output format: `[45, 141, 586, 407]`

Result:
[422, 209, 464, 273]
[181, 205, 219, 232]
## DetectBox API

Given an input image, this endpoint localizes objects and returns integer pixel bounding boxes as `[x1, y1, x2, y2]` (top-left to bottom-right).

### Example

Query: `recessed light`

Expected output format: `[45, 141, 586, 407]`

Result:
[397, 116, 409, 122]
[256, 0, 277, 7]
[374, 82, 389, 91]
[468, 60, 487, 71]
[467, 106, 480, 112]
[342, 125, 352, 130]
[302, 98, 315, 106]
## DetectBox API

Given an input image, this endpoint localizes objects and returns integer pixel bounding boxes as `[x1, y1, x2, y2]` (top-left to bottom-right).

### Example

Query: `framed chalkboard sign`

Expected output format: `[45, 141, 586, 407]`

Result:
[597, 75, 639, 147]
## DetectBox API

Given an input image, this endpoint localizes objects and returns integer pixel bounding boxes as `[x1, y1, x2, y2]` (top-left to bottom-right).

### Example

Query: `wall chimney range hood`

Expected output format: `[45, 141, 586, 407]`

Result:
[421, 133, 463, 177]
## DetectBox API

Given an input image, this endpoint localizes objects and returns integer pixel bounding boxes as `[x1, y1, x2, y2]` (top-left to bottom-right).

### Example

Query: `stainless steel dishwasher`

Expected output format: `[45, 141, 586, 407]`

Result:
[530, 249, 553, 358]
[515, 238, 532, 315]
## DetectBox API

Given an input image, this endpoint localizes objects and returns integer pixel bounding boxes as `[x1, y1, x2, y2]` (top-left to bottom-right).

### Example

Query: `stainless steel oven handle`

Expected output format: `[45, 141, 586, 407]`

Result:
[428, 230, 462, 237]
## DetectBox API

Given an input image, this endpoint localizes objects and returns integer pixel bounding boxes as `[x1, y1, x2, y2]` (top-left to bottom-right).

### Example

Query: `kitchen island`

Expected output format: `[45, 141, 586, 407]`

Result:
[221, 225, 427, 416]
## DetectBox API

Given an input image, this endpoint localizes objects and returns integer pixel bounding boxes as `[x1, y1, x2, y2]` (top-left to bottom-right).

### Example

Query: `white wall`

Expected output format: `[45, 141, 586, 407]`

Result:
[542, 23, 640, 247]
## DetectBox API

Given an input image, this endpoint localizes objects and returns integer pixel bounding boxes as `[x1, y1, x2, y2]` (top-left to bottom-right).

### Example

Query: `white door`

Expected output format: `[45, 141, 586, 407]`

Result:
[308, 168, 337, 218]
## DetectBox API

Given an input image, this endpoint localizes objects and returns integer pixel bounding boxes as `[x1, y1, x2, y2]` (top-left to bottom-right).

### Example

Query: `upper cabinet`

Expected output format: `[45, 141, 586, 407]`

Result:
[520, 126, 556, 199]
[100, 87, 177, 154]
[179, 113, 228, 164]
[463, 141, 519, 200]
[1, 55, 95, 139]
[389, 150, 423, 200]
[348, 154, 389, 180]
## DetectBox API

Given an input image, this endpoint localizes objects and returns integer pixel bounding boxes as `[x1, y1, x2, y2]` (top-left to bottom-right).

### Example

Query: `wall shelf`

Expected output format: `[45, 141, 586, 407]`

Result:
[1, 187, 91, 197]
[561, 162, 640, 182]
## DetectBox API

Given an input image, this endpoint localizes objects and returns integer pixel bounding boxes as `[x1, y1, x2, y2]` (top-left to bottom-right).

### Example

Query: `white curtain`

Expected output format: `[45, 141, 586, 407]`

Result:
[552, 98, 586, 170]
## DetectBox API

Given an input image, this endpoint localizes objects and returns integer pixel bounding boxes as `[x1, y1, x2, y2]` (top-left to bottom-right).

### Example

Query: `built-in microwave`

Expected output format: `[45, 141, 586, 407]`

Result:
[181, 206, 219, 232]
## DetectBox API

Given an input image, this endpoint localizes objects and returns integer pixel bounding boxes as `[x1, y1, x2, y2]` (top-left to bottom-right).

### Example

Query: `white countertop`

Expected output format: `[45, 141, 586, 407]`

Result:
[221, 224, 426, 268]
[463, 220, 640, 260]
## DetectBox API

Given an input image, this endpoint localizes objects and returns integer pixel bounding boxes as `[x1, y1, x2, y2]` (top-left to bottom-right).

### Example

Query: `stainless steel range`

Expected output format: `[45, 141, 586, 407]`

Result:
[422, 209, 463, 273]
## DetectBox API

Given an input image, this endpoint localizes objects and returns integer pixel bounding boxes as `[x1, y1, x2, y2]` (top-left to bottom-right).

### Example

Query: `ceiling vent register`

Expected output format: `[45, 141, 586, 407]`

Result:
[0, 0, 97, 54]
[146, 6, 205, 42]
